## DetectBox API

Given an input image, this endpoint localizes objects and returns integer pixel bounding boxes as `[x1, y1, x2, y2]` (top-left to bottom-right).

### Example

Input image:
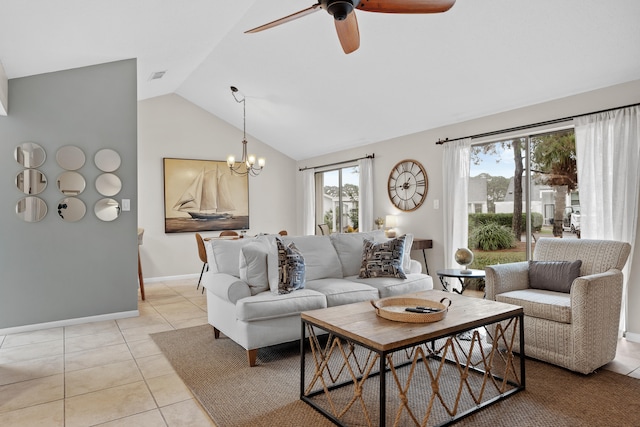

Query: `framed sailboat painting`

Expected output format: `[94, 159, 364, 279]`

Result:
[163, 158, 249, 233]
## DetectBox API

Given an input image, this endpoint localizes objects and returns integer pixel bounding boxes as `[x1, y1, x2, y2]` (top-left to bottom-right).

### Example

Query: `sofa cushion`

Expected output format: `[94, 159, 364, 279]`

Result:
[282, 235, 343, 281]
[305, 278, 379, 307]
[359, 235, 407, 279]
[496, 289, 571, 323]
[349, 273, 434, 298]
[273, 239, 306, 294]
[529, 260, 582, 293]
[236, 289, 327, 322]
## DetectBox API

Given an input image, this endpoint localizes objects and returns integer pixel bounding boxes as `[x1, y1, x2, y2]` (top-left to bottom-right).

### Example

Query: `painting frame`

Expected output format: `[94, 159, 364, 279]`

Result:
[163, 157, 249, 233]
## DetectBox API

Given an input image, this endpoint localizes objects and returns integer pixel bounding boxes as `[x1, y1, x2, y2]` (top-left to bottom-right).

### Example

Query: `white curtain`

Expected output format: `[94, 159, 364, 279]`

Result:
[301, 169, 316, 236]
[442, 138, 472, 270]
[358, 157, 374, 232]
[574, 105, 640, 333]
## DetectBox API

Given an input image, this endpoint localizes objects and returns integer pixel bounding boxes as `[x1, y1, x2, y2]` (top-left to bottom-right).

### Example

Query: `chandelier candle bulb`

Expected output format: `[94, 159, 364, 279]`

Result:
[227, 156, 235, 167]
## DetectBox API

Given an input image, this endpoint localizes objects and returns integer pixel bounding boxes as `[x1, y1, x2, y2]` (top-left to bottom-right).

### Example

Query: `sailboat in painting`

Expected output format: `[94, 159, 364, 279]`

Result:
[173, 165, 235, 219]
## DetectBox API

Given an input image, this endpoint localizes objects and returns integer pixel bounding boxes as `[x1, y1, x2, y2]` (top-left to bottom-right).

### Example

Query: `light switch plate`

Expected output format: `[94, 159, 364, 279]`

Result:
[122, 199, 131, 211]
[434, 199, 439, 209]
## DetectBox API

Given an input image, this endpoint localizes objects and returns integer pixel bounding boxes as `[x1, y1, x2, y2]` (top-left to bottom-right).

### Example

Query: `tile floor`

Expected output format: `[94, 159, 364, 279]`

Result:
[1, 278, 640, 426]
[0, 278, 217, 427]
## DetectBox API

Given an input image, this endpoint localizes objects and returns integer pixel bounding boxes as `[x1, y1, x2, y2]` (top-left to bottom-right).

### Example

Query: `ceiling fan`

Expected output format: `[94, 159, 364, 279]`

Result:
[246, 0, 456, 54]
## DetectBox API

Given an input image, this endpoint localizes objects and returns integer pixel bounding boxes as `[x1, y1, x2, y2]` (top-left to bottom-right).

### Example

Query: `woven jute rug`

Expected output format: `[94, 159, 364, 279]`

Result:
[151, 324, 640, 427]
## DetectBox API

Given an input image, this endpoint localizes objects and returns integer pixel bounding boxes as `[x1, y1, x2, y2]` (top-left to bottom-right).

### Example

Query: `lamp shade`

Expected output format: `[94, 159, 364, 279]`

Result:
[385, 215, 397, 228]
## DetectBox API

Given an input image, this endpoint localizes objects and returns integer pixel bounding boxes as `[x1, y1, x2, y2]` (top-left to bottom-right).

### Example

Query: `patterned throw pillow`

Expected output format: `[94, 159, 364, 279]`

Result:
[275, 238, 306, 294]
[358, 235, 407, 279]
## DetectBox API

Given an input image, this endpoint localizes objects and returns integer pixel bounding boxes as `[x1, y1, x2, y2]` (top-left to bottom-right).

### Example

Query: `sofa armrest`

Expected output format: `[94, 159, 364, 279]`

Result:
[203, 272, 251, 304]
[570, 269, 623, 355]
[484, 261, 530, 301]
[408, 259, 422, 274]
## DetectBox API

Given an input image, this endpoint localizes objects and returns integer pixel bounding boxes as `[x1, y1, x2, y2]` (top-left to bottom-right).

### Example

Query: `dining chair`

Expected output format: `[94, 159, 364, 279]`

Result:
[195, 233, 208, 292]
[317, 223, 330, 235]
[278, 230, 288, 236]
[220, 230, 239, 237]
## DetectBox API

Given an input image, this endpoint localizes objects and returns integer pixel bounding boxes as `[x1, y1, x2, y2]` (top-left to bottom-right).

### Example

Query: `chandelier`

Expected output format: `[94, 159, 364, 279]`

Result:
[227, 86, 265, 177]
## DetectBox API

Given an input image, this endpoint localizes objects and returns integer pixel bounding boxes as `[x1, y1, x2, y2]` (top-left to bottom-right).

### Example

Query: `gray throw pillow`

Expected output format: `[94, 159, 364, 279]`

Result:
[528, 260, 582, 293]
[358, 235, 407, 279]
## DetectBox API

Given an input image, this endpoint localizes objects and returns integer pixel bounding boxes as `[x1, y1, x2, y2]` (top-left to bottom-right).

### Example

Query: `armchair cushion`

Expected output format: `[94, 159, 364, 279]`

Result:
[528, 260, 582, 293]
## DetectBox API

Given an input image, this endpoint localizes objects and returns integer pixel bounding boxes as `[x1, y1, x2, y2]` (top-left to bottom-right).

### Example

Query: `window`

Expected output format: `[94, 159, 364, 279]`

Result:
[315, 165, 359, 234]
[468, 129, 578, 264]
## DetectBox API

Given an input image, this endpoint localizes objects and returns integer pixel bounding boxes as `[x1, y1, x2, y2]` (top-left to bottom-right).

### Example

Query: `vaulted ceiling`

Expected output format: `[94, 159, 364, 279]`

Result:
[1, 0, 639, 160]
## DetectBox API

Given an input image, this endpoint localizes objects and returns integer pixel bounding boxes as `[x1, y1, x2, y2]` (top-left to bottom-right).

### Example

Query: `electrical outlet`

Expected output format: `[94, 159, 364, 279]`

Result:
[122, 199, 130, 211]
[434, 199, 439, 209]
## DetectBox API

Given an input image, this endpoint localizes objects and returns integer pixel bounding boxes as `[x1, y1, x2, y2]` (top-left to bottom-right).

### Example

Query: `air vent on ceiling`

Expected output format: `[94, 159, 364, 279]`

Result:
[148, 70, 167, 81]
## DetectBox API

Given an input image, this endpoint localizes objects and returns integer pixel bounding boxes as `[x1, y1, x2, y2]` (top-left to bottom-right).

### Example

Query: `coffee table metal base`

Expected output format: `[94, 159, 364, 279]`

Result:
[300, 316, 524, 427]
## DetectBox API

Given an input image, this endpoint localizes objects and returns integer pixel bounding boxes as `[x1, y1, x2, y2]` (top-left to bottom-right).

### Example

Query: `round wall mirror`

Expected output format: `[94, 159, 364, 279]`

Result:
[16, 169, 47, 195]
[95, 198, 120, 221]
[94, 149, 121, 172]
[56, 171, 86, 195]
[95, 173, 122, 197]
[56, 145, 86, 170]
[57, 197, 86, 222]
[16, 196, 47, 222]
[15, 142, 46, 168]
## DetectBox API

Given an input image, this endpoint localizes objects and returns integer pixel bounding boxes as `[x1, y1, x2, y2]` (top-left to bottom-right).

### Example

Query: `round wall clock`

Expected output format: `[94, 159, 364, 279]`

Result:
[387, 159, 428, 212]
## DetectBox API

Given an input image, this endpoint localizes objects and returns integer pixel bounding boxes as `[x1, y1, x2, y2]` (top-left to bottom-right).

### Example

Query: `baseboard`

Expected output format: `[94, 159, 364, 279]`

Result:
[625, 331, 640, 343]
[0, 310, 139, 335]
[144, 273, 198, 283]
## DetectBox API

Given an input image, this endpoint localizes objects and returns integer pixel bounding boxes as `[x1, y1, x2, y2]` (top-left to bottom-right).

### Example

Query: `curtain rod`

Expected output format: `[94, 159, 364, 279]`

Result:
[435, 102, 640, 145]
[298, 153, 375, 172]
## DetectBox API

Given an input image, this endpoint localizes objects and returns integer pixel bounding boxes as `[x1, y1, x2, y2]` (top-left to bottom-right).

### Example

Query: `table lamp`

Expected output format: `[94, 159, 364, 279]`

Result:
[385, 215, 397, 238]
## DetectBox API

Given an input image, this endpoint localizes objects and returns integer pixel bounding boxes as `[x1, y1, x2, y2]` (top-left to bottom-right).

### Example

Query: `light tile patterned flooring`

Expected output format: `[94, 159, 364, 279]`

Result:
[0, 279, 217, 427]
[1, 278, 640, 426]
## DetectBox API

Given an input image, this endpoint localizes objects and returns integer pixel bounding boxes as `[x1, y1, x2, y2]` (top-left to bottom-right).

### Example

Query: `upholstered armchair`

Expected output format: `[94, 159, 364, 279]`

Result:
[485, 237, 631, 374]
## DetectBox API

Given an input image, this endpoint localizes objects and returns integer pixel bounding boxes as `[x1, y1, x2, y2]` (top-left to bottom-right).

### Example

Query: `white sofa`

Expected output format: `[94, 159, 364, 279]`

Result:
[203, 231, 433, 366]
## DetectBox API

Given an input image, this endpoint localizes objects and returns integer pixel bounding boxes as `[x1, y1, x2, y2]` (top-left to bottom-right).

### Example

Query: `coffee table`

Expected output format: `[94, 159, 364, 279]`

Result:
[300, 290, 524, 427]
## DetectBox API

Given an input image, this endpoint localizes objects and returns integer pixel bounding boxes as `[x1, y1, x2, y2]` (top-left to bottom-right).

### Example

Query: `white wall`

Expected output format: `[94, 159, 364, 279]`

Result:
[137, 94, 297, 279]
[296, 79, 640, 338]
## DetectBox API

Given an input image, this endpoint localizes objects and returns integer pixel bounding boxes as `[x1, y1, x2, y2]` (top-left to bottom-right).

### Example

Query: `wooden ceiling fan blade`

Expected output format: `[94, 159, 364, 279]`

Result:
[335, 12, 360, 54]
[245, 3, 322, 33]
[356, 0, 456, 14]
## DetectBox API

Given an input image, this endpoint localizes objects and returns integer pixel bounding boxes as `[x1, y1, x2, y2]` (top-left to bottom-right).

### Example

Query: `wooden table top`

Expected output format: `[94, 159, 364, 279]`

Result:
[301, 290, 522, 352]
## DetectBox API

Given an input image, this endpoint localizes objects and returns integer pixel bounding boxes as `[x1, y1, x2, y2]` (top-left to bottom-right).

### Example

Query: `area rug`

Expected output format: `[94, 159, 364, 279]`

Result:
[151, 324, 640, 427]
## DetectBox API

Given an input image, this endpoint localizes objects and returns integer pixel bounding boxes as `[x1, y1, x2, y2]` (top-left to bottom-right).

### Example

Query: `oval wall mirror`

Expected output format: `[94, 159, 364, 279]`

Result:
[16, 196, 47, 222]
[16, 169, 47, 195]
[56, 171, 86, 195]
[95, 198, 120, 221]
[95, 173, 122, 197]
[57, 197, 86, 222]
[56, 145, 86, 170]
[15, 142, 46, 168]
[94, 149, 121, 172]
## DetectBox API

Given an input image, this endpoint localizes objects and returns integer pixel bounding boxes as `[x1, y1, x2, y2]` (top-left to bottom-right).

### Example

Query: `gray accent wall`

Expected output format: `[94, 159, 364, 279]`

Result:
[0, 59, 138, 329]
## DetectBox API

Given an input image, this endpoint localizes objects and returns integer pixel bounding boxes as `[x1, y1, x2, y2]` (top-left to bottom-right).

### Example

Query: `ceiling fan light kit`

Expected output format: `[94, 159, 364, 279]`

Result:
[245, 0, 455, 54]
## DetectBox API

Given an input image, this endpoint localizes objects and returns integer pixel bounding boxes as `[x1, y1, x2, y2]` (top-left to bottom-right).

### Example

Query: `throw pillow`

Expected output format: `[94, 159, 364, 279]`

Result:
[239, 242, 270, 295]
[528, 260, 582, 293]
[273, 238, 306, 294]
[358, 234, 407, 279]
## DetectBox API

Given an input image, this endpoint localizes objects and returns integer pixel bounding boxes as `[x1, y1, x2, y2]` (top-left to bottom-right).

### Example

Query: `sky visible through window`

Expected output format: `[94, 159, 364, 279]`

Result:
[322, 166, 359, 187]
[471, 144, 515, 178]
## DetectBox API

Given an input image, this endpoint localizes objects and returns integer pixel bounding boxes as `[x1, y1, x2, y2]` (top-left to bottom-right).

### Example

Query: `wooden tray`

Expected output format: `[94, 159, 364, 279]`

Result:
[371, 296, 451, 323]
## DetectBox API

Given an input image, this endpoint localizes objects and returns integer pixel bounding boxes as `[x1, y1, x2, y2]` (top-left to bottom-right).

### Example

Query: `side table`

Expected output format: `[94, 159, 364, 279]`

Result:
[411, 238, 433, 275]
[436, 268, 485, 295]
